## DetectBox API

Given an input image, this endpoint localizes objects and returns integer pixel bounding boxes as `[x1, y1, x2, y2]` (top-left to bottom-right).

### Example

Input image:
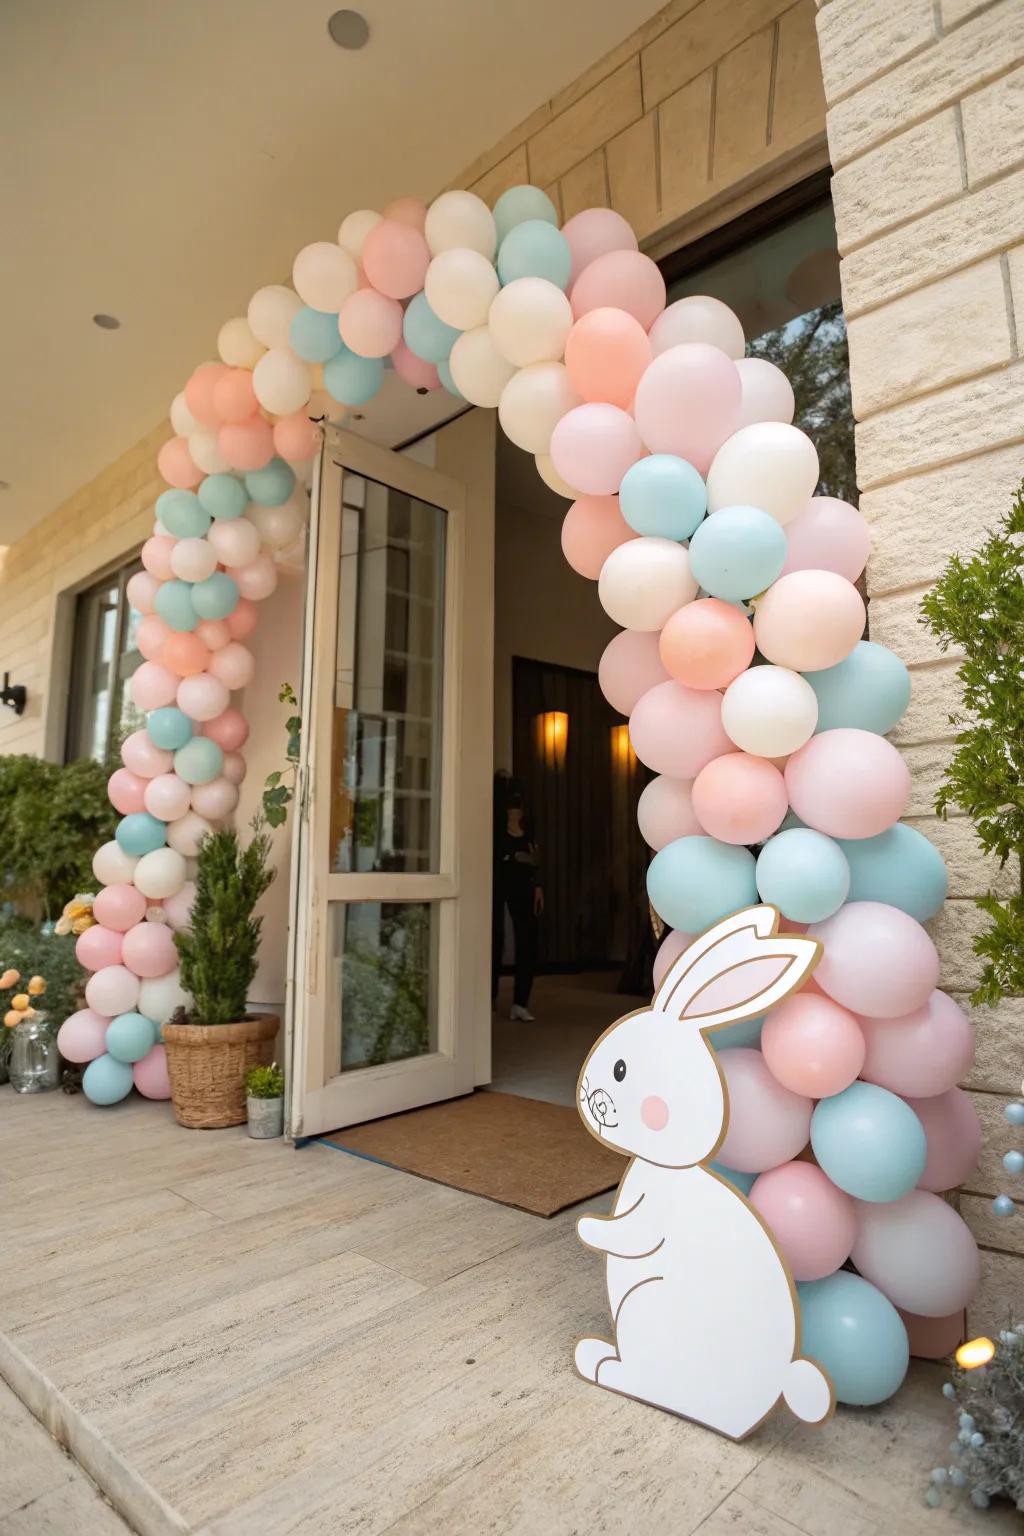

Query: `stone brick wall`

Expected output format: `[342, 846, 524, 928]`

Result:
[815, 0, 1024, 1329]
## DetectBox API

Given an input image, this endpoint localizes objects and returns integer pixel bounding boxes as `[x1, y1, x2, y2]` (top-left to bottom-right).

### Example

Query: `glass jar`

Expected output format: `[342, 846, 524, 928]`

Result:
[9, 1013, 59, 1093]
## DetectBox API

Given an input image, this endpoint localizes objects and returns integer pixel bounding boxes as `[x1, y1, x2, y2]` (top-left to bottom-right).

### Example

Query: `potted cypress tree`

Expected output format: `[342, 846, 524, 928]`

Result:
[163, 818, 278, 1129]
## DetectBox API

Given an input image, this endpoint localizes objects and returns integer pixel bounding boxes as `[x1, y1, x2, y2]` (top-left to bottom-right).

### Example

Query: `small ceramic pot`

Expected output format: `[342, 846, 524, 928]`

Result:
[246, 1094, 284, 1139]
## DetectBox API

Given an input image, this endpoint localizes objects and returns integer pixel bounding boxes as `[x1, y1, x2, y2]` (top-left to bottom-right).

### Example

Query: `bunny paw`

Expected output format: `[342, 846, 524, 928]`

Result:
[575, 1337, 617, 1382]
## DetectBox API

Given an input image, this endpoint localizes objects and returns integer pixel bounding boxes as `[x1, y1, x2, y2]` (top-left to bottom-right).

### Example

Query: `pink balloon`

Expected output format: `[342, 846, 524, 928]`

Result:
[133, 1042, 172, 1099]
[222, 750, 248, 785]
[107, 767, 147, 816]
[786, 729, 910, 839]
[185, 362, 229, 425]
[851, 1190, 980, 1316]
[121, 920, 179, 980]
[208, 641, 256, 691]
[92, 883, 147, 934]
[637, 776, 701, 852]
[204, 707, 250, 751]
[633, 344, 742, 475]
[560, 495, 636, 579]
[121, 729, 173, 780]
[660, 598, 755, 691]
[213, 367, 259, 424]
[629, 681, 734, 779]
[749, 1162, 856, 1281]
[717, 1047, 812, 1173]
[219, 418, 274, 472]
[157, 436, 202, 489]
[392, 341, 440, 390]
[126, 571, 160, 615]
[808, 901, 940, 1018]
[195, 618, 231, 652]
[753, 571, 866, 672]
[177, 672, 231, 721]
[571, 251, 666, 330]
[761, 993, 865, 1098]
[906, 1087, 981, 1193]
[162, 880, 196, 931]
[338, 288, 404, 358]
[206, 518, 260, 569]
[190, 776, 240, 820]
[691, 753, 787, 845]
[549, 404, 644, 496]
[141, 535, 177, 580]
[652, 928, 696, 989]
[735, 356, 795, 427]
[131, 661, 179, 712]
[57, 1009, 110, 1064]
[225, 598, 258, 640]
[598, 630, 670, 714]
[76, 924, 125, 972]
[561, 207, 638, 286]
[564, 307, 652, 409]
[137, 614, 171, 662]
[228, 552, 278, 601]
[273, 411, 321, 463]
[143, 772, 192, 822]
[362, 219, 430, 300]
[782, 497, 871, 583]
[859, 991, 974, 1099]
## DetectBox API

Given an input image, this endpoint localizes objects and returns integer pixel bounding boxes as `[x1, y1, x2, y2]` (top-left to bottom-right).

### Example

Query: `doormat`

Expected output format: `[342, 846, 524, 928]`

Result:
[318, 1091, 625, 1217]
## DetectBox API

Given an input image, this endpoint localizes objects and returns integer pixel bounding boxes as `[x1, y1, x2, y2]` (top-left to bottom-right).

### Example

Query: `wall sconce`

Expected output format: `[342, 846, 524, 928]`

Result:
[1, 672, 26, 716]
[610, 723, 636, 776]
[534, 710, 568, 768]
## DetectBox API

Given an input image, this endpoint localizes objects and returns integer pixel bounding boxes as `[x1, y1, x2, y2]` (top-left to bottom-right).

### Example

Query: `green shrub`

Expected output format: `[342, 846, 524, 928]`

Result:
[244, 1062, 284, 1098]
[174, 820, 275, 1025]
[0, 755, 118, 919]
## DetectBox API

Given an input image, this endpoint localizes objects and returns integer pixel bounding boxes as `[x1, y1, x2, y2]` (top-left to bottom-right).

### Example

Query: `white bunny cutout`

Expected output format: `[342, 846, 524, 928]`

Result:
[574, 905, 836, 1440]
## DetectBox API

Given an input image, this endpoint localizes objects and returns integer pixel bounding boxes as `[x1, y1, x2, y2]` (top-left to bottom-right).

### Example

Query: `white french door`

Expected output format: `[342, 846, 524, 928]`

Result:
[287, 413, 494, 1138]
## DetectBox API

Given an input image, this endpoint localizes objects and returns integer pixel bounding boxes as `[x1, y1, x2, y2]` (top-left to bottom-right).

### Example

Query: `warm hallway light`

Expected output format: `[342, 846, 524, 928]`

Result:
[610, 723, 636, 775]
[535, 710, 568, 767]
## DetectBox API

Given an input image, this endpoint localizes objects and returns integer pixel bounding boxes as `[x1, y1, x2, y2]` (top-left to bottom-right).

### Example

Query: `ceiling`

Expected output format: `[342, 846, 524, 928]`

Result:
[0, 0, 665, 546]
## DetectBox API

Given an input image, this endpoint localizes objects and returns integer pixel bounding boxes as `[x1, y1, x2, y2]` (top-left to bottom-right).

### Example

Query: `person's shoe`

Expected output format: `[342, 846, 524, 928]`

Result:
[510, 1004, 535, 1022]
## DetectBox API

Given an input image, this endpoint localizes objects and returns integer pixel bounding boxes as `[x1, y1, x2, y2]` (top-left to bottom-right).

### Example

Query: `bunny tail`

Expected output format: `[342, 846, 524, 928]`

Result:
[782, 1358, 833, 1424]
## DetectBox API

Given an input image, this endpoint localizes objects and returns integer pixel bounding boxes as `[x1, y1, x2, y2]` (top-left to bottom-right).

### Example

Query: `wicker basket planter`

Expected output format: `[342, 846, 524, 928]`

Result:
[162, 1015, 279, 1129]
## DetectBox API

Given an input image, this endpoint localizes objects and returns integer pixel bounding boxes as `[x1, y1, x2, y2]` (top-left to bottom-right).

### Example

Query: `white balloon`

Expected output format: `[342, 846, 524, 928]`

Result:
[721, 665, 818, 756]
[188, 429, 231, 475]
[248, 285, 303, 350]
[637, 776, 700, 851]
[598, 538, 698, 631]
[166, 810, 215, 858]
[170, 391, 199, 437]
[498, 362, 581, 455]
[424, 248, 498, 331]
[218, 316, 264, 368]
[338, 209, 381, 261]
[448, 326, 516, 407]
[93, 839, 138, 888]
[425, 189, 496, 258]
[534, 452, 578, 500]
[489, 277, 573, 367]
[707, 422, 819, 525]
[292, 241, 358, 313]
[207, 516, 261, 567]
[170, 537, 218, 583]
[138, 968, 191, 1026]
[851, 1191, 980, 1317]
[133, 846, 188, 901]
[253, 349, 312, 415]
[248, 500, 305, 551]
[649, 295, 745, 359]
[85, 966, 139, 1018]
[735, 357, 795, 427]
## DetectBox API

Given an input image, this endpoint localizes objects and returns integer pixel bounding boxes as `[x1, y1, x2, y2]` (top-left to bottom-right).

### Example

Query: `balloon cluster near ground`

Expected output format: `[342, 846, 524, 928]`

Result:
[74, 182, 980, 1408]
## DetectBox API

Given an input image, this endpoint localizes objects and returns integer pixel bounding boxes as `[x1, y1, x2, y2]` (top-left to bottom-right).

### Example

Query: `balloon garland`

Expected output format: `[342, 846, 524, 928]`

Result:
[62, 184, 980, 1403]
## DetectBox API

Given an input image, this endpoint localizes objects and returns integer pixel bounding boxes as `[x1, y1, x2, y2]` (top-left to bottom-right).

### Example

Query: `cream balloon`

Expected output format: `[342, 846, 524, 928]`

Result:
[292, 242, 358, 312]
[425, 189, 496, 258]
[93, 840, 139, 888]
[338, 208, 381, 261]
[424, 248, 499, 330]
[248, 500, 305, 551]
[498, 363, 581, 455]
[707, 422, 820, 525]
[247, 285, 303, 350]
[206, 517, 261, 568]
[535, 452, 579, 500]
[648, 295, 745, 359]
[170, 538, 218, 583]
[253, 349, 312, 415]
[167, 811, 216, 858]
[138, 969, 191, 1026]
[735, 357, 795, 427]
[721, 665, 819, 756]
[133, 846, 188, 901]
[448, 326, 516, 407]
[170, 391, 199, 437]
[217, 316, 264, 368]
[187, 430, 231, 475]
[489, 278, 574, 366]
[598, 538, 698, 631]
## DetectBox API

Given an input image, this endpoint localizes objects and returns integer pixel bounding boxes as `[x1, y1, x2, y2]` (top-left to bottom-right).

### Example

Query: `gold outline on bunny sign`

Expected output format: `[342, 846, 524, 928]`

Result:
[573, 903, 837, 1440]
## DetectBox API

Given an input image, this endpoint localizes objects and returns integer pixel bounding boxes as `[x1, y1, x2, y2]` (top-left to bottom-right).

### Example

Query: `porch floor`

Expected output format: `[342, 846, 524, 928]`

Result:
[0, 1088, 1011, 1535]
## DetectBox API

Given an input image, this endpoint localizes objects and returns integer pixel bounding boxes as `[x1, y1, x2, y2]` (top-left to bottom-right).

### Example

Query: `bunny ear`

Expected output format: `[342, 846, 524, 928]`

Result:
[653, 905, 820, 1031]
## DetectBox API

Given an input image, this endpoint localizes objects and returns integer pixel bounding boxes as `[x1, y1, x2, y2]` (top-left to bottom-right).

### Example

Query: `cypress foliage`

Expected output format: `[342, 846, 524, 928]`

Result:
[174, 819, 275, 1025]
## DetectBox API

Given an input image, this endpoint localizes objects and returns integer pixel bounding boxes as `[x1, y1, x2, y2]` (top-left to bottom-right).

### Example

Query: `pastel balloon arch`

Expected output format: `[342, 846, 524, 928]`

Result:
[64, 184, 980, 1403]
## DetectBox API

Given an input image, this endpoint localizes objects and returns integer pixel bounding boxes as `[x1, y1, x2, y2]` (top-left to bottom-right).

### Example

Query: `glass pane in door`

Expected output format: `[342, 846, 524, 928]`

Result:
[331, 901, 440, 1071]
[330, 474, 446, 874]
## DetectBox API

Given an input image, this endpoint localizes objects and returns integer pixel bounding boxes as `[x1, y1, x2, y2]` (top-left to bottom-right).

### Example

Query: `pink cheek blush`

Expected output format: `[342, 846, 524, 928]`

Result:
[641, 1095, 670, 1131]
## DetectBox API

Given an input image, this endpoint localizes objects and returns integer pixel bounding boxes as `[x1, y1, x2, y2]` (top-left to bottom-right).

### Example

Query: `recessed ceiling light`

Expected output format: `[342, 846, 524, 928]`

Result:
[93, 313, 121, 330]
[328, 9, 370, 49]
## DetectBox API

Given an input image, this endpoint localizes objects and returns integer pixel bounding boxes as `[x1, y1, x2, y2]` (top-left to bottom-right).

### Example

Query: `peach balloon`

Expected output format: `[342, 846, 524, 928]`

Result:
[561, 207, 638, 285]
[629, 680, 734, 779]
[570, 251, 666, 330]
[761, 993, 866, 1098]
[749, 1162, 856, 1281]
[598, 629, 669, 714]
[637, 776, 701, 851]
[141, 535, 176, 580]
[222, 750, 248, 784]
[859, 991, 974, 1099]
[137, 614, 171, 662]
[392, 341, 440, 390]
[659, 598, 755, 691]
[131, 661, 179, 711]
[161, 631, 211, 678]
[782, 497, 871, 584]
[190, 776, 240, 820]
[564, 307, 652, 409]
[126, 571, 160, 614]
[143, 772, 192, 822]
[652, 927, 695, 989]
[195, 619, 231, 652]
[184, 362, 229, 425]
[76, 924, 124, 972]
[560, 495, 636, 579]
[753, 570, 866, 672]
[273, 411, 321, 463]
[362, 219, 430, 300]
[225, 598, 258, 640]
[691, 752, 787, 845]
[205, 707, 250, 751]
[338, 288, 404, 358]
[213, 367, 259, 424]
[218, 418, 274, 472]
[906, 1087, 981, 1193]
[898, 1309, 967, 1360]
[107, 767, 148, 816]
[157, 436, 202, 489]
[209, 641, 256, 691]
[786, 729, 910, 839]
[92, 883, 147, 934]
[229, 554, 278, 603]
[717, 1047, 812, 1173]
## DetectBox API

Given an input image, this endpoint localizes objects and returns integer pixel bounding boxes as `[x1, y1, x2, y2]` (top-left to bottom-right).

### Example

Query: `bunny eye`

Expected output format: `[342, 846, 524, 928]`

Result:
[613, 1059, 627, 1082]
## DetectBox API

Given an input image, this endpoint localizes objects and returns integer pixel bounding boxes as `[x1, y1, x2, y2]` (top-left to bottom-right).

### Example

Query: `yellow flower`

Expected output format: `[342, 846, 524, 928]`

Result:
[71, 915, 95, 935]
[11, 994, 29, 1012]
[65, 899, 93, 920]
[27, 976, 46, 996]
[3, 1010, 20, 1028]
[0, 968, 20, 989]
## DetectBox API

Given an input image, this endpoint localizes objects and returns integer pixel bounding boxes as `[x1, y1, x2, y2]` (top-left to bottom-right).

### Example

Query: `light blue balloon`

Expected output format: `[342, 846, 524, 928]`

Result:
[619, 455, 707, 540]
[154, 579, 198, 633]
[147, 706, 193, 751]
[756, 829, 850, 923]
[687, 505, 787, 601]
[116, 812, 167, 857]
[1004, 1149, 1024, 1175]
[403, 292, 460, 364]
[191, 571, 239, 621]
[197, 473, 247, 521]
[157, 490, 210, 540]
[324, 346, 384, 406]
[174, 736, 224, 786]
[1007, 1102, 1024, 1126]
[492, 184, 559, 244]
[711, 1015, 765, 1050]
[289, 306, 343, 364]
[647, 836, 757, 933]
[82, 1053, 135, 1106]
[837, 824, 948, 921]
[811, 1081, 926, 1202]
[438, 356, 463, 399]
[808, 641, 911, 735]
[797, 1272, 909, 1406]
[710, 1162, 756, 1196]
[497, 220, 572, 289]
[246, 457, 295, 507]
[106, 1012, 157, 1064]
[993, 1194, 1016, 1217]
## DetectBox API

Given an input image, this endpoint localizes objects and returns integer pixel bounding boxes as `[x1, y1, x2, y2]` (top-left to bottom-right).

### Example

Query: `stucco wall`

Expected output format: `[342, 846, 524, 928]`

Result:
[814, 0, 1024, 1330]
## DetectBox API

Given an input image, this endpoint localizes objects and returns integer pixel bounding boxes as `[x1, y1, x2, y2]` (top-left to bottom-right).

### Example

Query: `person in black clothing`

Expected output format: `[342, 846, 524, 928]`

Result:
[492, 774, 544, 1020]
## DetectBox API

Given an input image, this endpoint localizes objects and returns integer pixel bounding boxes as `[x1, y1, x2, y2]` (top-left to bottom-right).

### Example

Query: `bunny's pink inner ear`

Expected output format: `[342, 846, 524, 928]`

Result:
[681, 955, 796, 1022]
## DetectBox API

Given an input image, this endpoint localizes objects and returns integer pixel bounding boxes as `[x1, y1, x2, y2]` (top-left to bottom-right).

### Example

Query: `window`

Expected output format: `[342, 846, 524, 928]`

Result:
[65, 556, 145, 763]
